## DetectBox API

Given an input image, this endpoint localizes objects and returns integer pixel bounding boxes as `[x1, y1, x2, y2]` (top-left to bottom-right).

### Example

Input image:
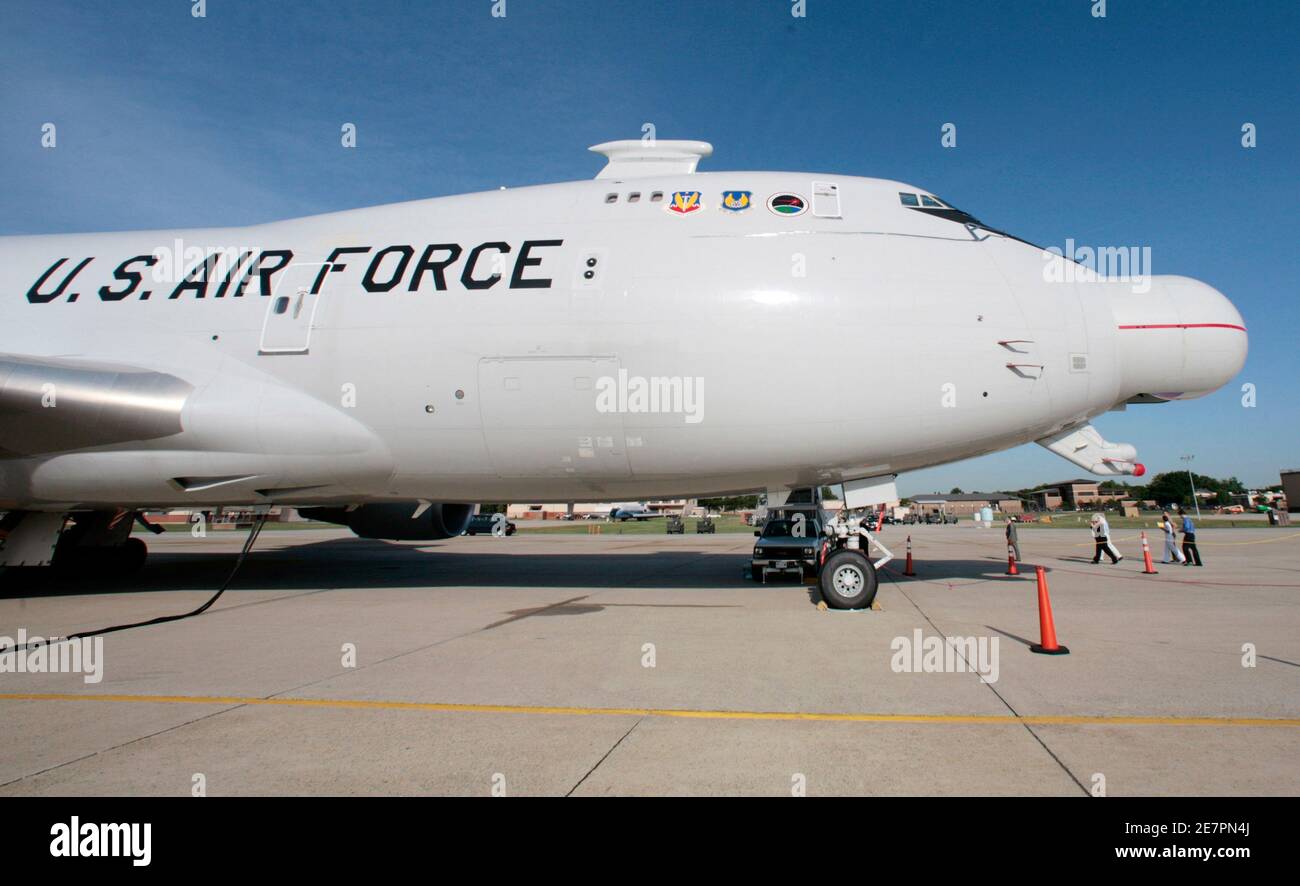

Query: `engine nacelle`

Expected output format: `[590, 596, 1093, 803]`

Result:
[300, 502, 474, 540]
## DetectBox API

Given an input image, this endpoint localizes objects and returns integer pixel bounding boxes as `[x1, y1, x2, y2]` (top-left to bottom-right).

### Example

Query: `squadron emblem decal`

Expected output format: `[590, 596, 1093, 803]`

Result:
[667, 190, 703, 215]
[720, 190, 752, 212]
[766, 192, 808, 216]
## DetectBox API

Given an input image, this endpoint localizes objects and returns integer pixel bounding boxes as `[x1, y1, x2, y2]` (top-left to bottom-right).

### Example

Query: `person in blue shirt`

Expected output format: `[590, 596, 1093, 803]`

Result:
[1178, 508, 1203, 566]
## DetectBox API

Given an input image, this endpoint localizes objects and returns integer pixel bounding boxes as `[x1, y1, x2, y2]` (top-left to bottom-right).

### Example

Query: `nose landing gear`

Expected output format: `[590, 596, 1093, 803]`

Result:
[817, 513, 892, 609]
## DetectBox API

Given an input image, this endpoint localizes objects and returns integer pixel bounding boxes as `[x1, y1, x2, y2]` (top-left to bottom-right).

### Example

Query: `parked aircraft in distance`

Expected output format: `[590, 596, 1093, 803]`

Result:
[609, 505, 661, 522]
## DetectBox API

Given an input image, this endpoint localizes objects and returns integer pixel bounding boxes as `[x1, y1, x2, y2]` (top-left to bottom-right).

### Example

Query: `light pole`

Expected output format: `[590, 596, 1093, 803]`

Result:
[1180, 454, 1201, 518]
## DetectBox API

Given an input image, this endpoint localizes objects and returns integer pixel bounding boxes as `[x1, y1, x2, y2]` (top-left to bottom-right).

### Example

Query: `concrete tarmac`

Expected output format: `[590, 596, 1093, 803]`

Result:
[1, 524, 1296, 795]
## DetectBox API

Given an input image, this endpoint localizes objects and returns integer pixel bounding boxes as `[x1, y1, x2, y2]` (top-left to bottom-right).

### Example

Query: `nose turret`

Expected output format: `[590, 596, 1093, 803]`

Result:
[1111, 275, 1247, 401]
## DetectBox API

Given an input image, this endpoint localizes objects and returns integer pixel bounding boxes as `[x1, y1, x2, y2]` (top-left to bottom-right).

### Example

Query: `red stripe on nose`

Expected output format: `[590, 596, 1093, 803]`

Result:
[1118, 323, 1247, 331]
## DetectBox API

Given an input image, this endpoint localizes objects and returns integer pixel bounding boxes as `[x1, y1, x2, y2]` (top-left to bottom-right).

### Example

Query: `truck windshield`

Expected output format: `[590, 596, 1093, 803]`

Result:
[762, 519, 819, 538]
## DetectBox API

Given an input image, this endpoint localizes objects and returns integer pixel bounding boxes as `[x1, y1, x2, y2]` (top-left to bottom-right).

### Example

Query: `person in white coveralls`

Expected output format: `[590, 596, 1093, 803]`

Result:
[1089, 512, 1123, 564]
[1158, 511, 1186, 564]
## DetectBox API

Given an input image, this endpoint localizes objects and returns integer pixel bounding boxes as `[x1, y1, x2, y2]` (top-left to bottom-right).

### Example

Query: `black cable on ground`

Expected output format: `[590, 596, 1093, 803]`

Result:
[0, 513, 268, 655]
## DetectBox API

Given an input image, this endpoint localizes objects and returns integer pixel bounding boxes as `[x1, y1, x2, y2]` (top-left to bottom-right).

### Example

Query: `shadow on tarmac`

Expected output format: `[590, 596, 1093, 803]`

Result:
[1, 536, 760, 599]
[0, 534, 1069, 602]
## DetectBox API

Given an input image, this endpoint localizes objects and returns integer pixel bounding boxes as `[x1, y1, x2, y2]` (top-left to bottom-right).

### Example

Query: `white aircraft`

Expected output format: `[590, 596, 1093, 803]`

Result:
[0, 139, 1247, 576]
[609, 505, 662, 522]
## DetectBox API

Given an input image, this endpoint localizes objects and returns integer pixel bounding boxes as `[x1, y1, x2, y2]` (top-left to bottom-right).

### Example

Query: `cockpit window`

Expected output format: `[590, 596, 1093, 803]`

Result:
[901, 190, 978, 223]
[900, 191, 1044, 250]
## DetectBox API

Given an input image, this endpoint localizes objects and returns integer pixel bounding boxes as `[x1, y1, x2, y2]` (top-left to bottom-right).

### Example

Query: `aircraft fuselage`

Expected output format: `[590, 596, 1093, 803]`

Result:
[0, 169, 1247, 510]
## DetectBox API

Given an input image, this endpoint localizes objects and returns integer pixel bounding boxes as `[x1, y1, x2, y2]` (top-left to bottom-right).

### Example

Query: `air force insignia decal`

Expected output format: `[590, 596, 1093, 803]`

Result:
[720, 190, 752, 212]
[766, 192, 808, 216]
[667, 190, 703, 215]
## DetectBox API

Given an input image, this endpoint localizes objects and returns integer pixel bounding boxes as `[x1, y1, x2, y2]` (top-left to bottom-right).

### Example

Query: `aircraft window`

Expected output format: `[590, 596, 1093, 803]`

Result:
[650, 191, 663, 202]
[604, 192, 618, 204]
[628, 192, 641, 203]
[899, 193, 920, 206]
[272, 296, 290, 315]
[921, 195, 944, 207]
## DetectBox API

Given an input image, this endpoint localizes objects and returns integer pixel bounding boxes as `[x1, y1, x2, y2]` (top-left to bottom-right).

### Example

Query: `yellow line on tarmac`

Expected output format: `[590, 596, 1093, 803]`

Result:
[1, 692, 1296, 729]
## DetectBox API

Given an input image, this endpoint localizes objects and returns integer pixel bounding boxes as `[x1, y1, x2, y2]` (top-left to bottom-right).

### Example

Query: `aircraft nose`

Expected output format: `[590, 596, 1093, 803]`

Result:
[1111, 275, 1248, 400]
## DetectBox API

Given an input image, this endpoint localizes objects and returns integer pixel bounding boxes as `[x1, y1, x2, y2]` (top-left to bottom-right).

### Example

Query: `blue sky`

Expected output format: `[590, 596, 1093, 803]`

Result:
[2, 0, 1296, 493]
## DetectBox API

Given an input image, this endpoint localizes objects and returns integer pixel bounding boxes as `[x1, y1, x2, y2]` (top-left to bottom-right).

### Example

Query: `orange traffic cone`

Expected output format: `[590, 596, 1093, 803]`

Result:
[903, 535, 916, 576]
[1140, 531, 1158, 574]
[1006, 542, 1019, 576]
[1030, 565, 1069, 655]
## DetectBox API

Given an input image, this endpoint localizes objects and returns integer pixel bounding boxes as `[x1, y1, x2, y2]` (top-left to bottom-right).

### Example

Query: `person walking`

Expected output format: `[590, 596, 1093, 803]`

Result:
[1158, 511, 1186, 564]
[1005, 518, 1021, 562]
[1090, 512, 1123, 564]
[1179, 508, 1203, 566]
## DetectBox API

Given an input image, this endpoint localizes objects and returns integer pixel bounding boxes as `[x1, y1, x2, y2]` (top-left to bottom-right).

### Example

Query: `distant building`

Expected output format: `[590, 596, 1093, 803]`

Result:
[910, 492, 1023, 517]
[1032, 489, 1064, 510]
[1281, 471, 1300, 513]
[1030, 479, 1130, 510]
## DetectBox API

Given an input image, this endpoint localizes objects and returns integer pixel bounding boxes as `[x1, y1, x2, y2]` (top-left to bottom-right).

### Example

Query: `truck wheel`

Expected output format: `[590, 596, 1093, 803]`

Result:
[751, 566, 765, 583]
[819, 550, 877, 609]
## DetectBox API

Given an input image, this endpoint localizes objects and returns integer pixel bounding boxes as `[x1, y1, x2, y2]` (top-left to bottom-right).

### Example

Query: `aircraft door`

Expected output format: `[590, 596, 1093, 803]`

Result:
[478, 356, 632, 479]
[259, 263, 330, 355]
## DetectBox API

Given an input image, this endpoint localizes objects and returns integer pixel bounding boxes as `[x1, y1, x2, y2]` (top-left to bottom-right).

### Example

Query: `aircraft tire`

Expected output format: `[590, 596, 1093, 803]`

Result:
[818, 550, 877, 609]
